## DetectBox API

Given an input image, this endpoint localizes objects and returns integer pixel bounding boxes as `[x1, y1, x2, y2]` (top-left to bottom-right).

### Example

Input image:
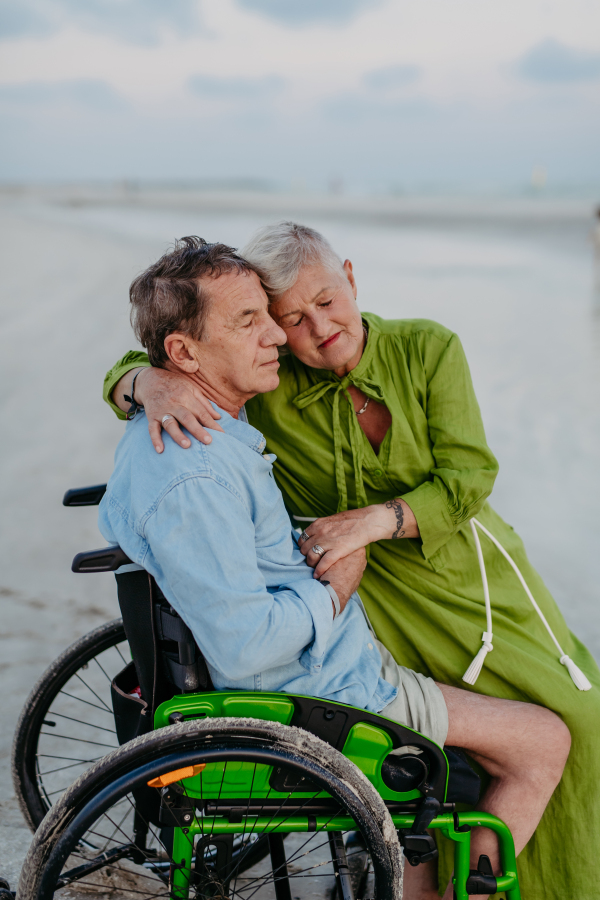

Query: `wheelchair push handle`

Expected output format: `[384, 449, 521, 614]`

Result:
[72, 546, 132, 573]
[63, 484, 107, 506]
[63, 484, 131, 571]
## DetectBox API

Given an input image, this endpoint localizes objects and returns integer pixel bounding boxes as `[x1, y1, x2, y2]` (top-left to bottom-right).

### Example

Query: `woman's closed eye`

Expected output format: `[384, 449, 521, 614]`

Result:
[282, 297, 335, 328]
[291, 299, 333, 327]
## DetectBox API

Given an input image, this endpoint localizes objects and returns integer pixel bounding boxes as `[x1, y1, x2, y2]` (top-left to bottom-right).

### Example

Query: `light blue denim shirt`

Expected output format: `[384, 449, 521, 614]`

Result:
[99, 406, 397, 712]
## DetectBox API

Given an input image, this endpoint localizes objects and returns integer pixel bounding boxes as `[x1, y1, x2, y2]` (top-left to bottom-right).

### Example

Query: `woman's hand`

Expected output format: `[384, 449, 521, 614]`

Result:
[299, 500, 419, 577]
[113, 367, 224, 453]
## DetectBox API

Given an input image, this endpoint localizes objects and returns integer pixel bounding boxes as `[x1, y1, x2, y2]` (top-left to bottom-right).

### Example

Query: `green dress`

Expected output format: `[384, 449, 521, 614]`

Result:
[105, 314, 600, 899]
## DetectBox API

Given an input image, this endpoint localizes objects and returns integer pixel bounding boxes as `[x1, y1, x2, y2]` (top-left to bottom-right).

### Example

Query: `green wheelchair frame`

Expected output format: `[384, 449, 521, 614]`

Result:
[153, 690, 521, 900]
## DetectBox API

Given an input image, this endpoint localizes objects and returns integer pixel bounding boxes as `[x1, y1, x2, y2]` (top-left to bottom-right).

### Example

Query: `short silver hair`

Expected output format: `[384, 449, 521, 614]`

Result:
[241, 221, 344, 299]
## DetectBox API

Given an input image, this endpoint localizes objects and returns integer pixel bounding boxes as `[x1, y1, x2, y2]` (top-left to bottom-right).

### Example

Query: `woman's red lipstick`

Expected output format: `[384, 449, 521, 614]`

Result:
[318, 331, 341, 349]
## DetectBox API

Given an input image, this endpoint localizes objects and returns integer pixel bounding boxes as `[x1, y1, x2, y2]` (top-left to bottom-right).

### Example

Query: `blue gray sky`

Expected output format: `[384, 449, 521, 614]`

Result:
[1, 0, 599, 191]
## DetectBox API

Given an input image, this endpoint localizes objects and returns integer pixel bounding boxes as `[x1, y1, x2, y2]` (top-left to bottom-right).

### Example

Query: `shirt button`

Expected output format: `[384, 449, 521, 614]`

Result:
[367, 642, 373, 650]
[374, 469, 382, 477]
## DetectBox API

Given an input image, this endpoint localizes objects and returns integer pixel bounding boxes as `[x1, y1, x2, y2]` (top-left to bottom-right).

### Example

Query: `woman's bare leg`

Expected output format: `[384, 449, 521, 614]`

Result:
[402, 854, 439, 899]
[438, 684, 570, 900]
[401, 685, 570, 900]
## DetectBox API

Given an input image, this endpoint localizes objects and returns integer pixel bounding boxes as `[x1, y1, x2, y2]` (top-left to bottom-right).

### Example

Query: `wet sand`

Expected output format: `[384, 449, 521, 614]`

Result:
[1, 187, 598, 885]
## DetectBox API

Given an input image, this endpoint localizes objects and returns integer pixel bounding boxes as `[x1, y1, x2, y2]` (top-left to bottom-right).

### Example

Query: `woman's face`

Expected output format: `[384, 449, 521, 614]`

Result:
[269, 260, 365, 375]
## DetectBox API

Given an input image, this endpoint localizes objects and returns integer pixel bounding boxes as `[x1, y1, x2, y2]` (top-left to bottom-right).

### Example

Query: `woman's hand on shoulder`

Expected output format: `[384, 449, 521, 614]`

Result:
[300, 500, 419, 577]
[132, 367, 225, 453]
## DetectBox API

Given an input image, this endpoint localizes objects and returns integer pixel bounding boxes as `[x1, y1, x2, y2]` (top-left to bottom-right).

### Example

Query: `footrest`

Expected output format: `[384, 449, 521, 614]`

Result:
[466, 855, 497, 895]
[398, 831, 438, 866]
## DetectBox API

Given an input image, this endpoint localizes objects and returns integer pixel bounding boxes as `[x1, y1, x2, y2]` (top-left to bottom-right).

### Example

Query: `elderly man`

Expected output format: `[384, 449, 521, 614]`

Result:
[99, 237, 569, 900]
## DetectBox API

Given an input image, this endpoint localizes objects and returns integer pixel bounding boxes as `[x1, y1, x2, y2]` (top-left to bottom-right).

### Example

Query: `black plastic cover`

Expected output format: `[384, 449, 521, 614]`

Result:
[71, 546, 132, 572]
[63, 484, 107, 506]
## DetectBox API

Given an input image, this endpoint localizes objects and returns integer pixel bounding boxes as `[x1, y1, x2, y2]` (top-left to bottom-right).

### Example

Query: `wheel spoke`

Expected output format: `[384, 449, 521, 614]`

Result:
[37, 753, 103, 763]
[58, 689, 115, 713]
[43, 709, 117, 733]
[38, 760, 102, 777]
[39, 731, 118, 749]
[92, 654, 115, 684]
[74, 671, 113, 711]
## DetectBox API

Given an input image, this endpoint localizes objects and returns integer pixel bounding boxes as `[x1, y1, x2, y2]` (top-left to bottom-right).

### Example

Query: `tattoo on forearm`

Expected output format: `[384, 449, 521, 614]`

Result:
[386, 499, 405, 539]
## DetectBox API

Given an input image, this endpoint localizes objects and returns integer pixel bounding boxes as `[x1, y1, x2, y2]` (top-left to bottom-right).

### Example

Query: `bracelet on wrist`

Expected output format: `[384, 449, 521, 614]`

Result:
[123, 370, 145, 420]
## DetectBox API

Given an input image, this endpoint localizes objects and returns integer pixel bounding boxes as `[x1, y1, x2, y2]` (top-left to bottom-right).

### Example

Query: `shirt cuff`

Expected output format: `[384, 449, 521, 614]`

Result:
[321, 582, 340, 618]
[294, 579, 335, 672]
[400, 480, 456, 560]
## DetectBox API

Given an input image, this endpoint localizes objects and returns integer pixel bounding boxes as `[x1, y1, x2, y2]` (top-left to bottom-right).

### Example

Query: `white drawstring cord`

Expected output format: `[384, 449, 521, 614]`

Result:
[462, 521, 494, 685]
[463, 517, 592, 692]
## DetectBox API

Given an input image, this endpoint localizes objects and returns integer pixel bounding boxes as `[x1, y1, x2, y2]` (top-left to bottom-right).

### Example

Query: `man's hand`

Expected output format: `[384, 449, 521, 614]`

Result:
[113, 367, 224, 453]
[320, 547, 367, 615]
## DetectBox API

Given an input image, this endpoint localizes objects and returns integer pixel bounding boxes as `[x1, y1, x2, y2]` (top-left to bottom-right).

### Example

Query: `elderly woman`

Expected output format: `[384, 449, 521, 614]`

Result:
[105, 223, 600, 900]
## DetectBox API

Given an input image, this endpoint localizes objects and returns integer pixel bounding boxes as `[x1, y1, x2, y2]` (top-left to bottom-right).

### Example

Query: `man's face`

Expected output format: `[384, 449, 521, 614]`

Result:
[195, 269, 286, 400]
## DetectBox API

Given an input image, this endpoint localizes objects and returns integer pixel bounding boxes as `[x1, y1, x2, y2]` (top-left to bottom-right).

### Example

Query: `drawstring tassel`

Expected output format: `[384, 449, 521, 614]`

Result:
[560, 654, 592, 692]
[463, 631, 493, 686]
[470, 517, 593, 693]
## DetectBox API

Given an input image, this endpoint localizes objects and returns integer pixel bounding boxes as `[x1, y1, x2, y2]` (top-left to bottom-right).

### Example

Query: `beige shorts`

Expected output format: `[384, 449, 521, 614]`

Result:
[376, 639, 449, 747]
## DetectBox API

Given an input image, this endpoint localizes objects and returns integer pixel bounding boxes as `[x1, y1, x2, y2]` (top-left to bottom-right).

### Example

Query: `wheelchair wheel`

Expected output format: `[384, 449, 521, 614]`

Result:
[12, 618, 128, 831]
[18, 717, 402, 900]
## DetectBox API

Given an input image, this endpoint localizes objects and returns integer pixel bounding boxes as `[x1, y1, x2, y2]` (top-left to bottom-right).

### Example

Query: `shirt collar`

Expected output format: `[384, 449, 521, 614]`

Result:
[211, 402, 266, 454]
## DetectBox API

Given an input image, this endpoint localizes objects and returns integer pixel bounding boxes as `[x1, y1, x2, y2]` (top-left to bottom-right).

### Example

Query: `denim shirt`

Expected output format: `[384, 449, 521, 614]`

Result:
[99, 406, 397, 713]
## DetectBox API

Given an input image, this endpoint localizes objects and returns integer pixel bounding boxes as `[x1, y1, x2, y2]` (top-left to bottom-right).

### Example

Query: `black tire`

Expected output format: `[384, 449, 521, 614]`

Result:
[18, 717, 403, 900]
[12, 619, 128, 831]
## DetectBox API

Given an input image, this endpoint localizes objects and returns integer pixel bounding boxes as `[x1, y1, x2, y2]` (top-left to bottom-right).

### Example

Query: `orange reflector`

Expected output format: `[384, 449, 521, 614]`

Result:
[147, 763, 206, 788]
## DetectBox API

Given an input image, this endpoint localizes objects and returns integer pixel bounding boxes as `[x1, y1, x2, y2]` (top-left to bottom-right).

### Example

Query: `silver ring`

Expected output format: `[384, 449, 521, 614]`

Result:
[311, 544, 325, 557]
[300, 531, 310, 543]
[161, 415, 174, 426]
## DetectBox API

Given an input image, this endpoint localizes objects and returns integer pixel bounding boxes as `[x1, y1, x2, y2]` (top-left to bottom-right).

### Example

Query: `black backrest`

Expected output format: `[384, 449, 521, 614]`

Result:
[115, 569, 212, 716]
[67, 474, 213, 716]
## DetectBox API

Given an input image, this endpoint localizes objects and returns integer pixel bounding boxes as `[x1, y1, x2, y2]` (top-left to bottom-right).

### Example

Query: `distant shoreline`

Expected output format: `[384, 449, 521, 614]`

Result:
[0, 184, 596, 238]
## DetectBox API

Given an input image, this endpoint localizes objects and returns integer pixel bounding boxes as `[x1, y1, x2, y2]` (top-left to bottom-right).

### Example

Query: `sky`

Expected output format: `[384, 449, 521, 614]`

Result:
[0, 0, 599, 192]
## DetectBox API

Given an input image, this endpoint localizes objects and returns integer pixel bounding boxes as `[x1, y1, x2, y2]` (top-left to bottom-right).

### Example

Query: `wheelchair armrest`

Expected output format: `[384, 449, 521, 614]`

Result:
[63, 484, 107, 506]
[72, 546, 132, 573]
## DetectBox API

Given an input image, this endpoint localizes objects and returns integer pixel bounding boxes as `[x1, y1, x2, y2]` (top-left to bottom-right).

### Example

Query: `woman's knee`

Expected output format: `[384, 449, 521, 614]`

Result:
[538, 708, 571, 775]
[507, 705, 571, 785]
[438, 683, 570, 777]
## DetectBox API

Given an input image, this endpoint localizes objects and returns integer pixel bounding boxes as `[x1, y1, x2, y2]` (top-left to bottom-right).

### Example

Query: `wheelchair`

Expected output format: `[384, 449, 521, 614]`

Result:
[14, 485, 522, 900]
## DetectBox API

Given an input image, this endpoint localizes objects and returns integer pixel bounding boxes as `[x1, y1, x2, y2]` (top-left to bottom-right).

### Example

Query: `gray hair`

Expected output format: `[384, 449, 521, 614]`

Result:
[241, 221, 344, 299]
[130, 236, 258, 367]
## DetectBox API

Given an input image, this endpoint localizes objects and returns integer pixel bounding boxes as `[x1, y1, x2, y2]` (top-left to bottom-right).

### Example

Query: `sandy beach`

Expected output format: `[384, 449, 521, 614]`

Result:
[1, 186, 599, 884]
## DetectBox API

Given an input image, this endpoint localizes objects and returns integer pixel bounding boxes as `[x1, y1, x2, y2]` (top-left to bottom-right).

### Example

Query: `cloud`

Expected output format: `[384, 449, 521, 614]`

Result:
[0, 0, 202, 46]
[0, 79, 128, 112]
[363, 65, 421, 91]
[235, 0, 382, 27]
[518, 38, 600, 83]
[188, 74, 284, 101]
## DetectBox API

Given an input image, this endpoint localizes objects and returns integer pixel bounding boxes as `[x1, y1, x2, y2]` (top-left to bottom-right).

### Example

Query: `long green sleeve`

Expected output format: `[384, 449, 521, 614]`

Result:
[103, 350, 150, 419]
[397, 332, 498, 560]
